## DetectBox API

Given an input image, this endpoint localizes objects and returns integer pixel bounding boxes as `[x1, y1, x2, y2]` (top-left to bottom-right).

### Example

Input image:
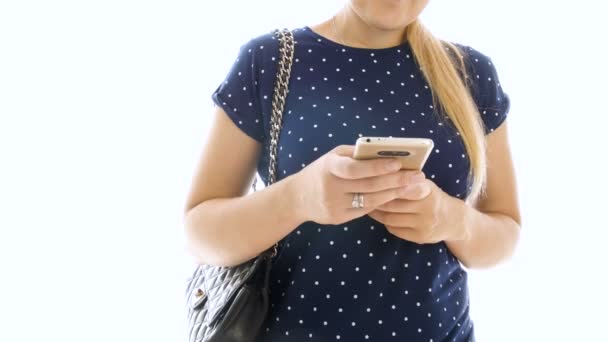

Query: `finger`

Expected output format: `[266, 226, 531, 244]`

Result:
[367, 210, 422, 228]
[345, 170, 425, 193]
[330, 145, 404, 179]
[375, 199, 420, 214]
[332, 144, 356, 157]
[398, 182, 432, 201]
[345, 185, 409, 212]
[329, 155, 402, 180]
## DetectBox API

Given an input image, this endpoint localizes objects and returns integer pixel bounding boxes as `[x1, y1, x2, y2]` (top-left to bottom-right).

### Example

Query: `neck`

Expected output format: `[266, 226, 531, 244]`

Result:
[334, 5, 408, 49]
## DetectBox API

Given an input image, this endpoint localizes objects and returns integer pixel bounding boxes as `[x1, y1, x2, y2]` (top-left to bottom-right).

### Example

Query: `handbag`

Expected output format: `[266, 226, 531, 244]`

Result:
[184, 27, 295, 342]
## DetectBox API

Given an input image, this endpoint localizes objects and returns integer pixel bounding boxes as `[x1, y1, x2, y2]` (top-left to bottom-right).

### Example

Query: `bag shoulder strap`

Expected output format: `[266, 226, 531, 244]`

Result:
[252, 28, 295, 191]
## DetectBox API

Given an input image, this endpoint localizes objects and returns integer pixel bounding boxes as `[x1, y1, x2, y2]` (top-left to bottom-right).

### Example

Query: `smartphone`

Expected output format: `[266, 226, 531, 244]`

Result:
[353, 136, 434, 171]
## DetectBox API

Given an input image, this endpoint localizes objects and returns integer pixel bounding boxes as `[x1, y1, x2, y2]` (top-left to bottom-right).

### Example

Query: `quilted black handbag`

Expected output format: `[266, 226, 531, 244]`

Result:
[184, 27, 295, 342]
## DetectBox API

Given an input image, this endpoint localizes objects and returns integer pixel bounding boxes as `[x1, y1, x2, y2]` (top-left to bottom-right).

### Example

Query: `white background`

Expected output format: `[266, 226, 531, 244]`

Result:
[1, 1, 607, 341]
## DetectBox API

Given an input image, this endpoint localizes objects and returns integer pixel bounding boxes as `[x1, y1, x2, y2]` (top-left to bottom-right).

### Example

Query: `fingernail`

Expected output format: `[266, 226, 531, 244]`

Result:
[411, 172, 426, 182]
[401, 184, 415, 196]
[387, 160, 402, 171]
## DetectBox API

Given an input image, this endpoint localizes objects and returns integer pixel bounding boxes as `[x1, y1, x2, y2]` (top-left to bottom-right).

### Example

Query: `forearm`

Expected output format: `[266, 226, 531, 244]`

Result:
[184, 174, 305, 267]
[446, 199, 521, 269]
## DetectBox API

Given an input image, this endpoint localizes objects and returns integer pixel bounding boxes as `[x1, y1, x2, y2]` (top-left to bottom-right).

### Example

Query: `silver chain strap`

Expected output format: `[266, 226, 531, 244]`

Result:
[251, 28, 295, 257]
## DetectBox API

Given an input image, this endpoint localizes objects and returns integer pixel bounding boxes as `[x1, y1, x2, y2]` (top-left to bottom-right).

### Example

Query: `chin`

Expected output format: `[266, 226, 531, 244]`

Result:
[350, 0, 428, 29]
[361, 9, 417, 30]
[367, 17, 413, 31]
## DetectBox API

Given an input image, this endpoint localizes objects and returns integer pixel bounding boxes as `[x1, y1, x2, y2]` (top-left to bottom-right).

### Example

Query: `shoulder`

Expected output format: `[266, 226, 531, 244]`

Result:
[229, 30, 292, 79]
[446, 42, 507, 98]
[447, 42, 504, 83]
[238, 27, 308, 56]
[235, 30, 284, 58]
[451, 42, 493, 64]
[448, 42, 511, 128]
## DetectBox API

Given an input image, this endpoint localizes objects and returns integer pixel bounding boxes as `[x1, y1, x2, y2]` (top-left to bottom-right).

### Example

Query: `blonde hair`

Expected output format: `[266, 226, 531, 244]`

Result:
[405, 19, 487, 205]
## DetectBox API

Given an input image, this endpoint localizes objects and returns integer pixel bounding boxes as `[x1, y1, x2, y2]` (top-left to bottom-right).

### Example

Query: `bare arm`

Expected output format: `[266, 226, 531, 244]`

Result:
[185, 106, 429, 267]
[445, 121, 522, 269]
[183, 105, 305, 267]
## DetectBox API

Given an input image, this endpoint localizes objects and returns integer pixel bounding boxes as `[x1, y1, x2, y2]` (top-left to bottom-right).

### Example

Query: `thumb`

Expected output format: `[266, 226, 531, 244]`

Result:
[332, 144, 356, 157]
[399, 181, 432, 200]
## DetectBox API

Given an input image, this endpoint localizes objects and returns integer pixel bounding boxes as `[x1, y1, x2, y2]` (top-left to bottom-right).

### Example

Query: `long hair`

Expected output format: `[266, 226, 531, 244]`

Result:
[405, 19, 487, 205]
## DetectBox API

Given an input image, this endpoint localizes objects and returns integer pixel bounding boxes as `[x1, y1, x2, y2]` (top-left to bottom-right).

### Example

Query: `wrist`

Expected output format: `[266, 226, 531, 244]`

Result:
[446, 195, 473, 242]
[281, 173, 309, 226]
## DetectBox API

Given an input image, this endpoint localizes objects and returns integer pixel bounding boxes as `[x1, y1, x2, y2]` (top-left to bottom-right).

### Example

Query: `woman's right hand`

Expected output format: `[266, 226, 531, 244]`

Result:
[289, 144, 427, 225]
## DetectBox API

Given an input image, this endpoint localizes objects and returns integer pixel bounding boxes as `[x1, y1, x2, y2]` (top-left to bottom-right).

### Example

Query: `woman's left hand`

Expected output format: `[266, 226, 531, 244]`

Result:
[367, 173, 469, 244]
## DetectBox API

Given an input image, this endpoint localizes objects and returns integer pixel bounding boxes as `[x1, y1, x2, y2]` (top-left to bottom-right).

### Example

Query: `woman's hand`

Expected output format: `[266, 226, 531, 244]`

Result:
[366, 176, 470, 244]
[290, 145, 427, 225]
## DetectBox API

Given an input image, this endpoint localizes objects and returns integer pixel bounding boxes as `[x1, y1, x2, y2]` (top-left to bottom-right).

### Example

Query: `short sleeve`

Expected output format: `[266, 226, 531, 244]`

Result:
[463, 47, 511, 135]
[211, 38, 265, 143]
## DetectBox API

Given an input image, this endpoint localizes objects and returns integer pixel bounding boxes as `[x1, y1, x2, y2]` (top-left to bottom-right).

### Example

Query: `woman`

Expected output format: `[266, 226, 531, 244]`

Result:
[184, 0, 521, 341]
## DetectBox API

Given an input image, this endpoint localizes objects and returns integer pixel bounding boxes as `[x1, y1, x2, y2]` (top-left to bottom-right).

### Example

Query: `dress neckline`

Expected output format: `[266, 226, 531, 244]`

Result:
[301, 25, 411, 53]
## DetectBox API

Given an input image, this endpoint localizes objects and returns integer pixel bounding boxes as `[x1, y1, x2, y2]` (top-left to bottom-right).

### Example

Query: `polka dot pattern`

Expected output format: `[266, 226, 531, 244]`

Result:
[210, 26, 509, 342]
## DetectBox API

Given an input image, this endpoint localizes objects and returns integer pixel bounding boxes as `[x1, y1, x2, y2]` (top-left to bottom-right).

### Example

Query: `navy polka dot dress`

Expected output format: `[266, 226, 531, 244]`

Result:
[211, 26, 510, 342]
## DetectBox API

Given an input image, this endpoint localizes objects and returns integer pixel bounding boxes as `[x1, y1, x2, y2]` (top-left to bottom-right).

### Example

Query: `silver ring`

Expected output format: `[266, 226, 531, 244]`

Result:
[351, 193, 364, 208]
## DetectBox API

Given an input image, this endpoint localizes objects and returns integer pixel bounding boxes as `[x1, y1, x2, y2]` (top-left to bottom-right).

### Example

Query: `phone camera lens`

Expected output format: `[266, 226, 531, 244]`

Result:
[366, 138, 371, 143]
